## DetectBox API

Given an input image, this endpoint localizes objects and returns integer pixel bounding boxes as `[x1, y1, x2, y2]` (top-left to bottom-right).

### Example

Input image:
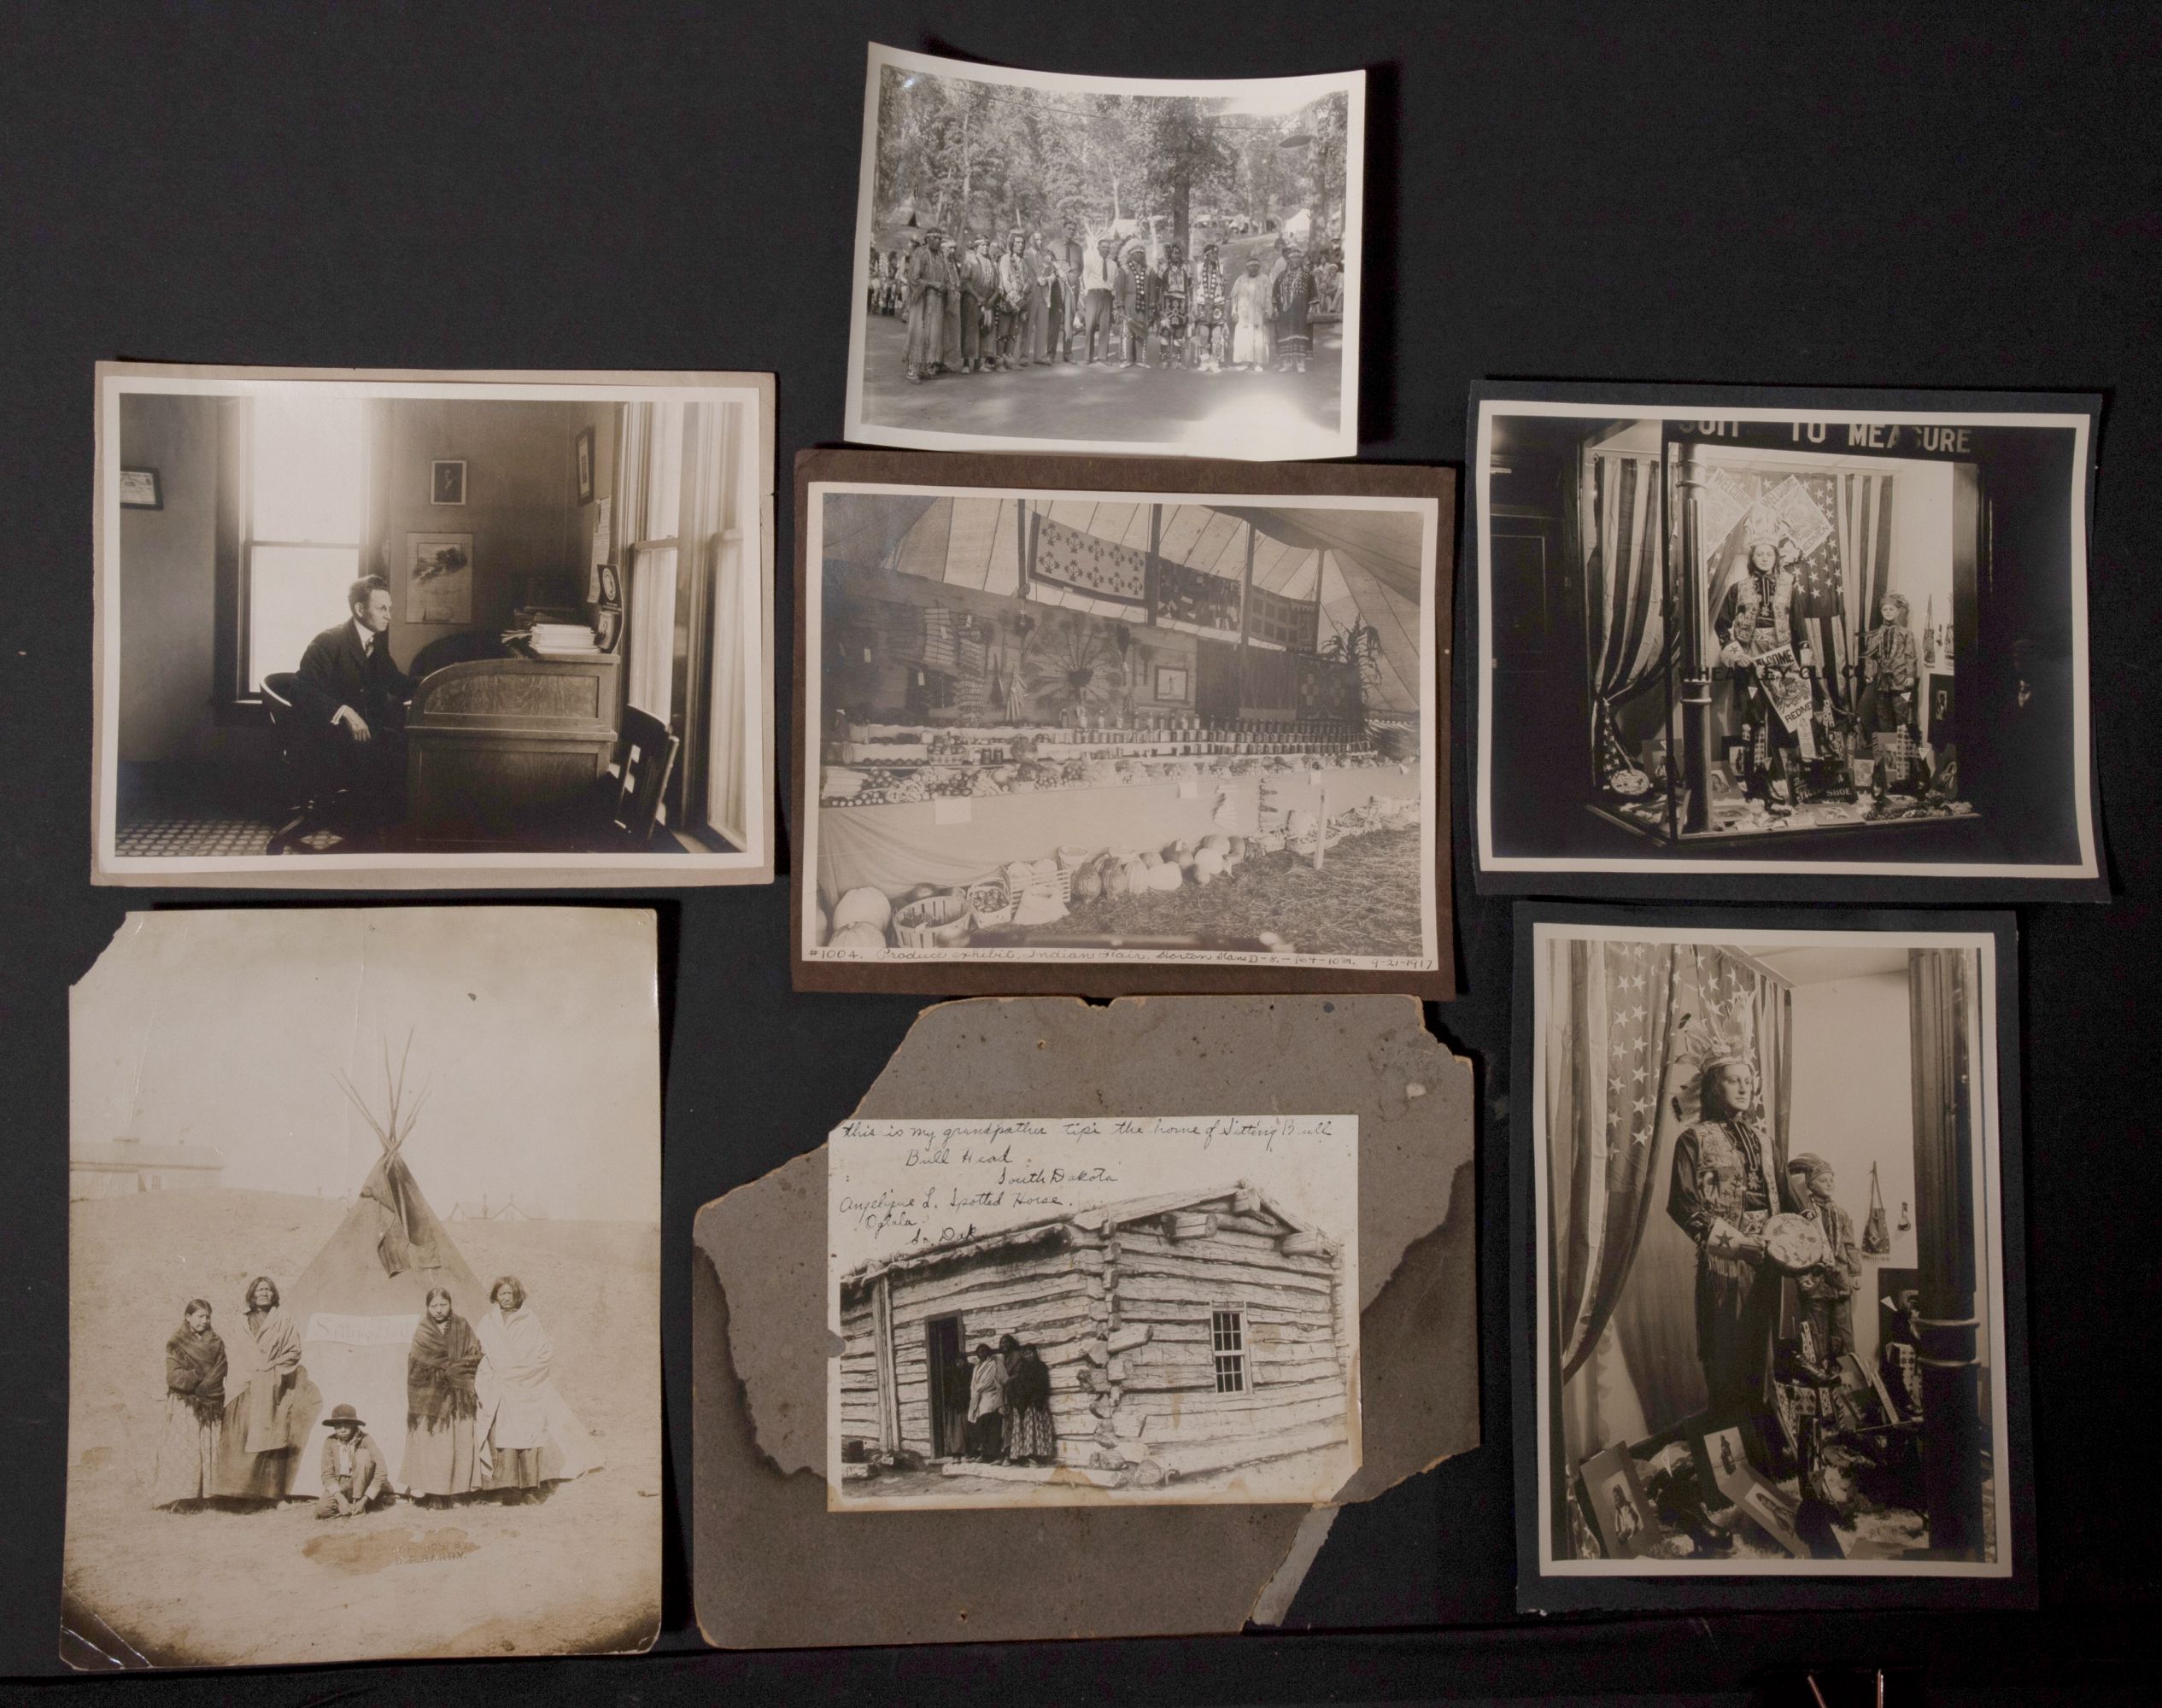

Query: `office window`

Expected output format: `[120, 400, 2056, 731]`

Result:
[1210, 1305, 1247, 1394]
[247, 395, 367, 690]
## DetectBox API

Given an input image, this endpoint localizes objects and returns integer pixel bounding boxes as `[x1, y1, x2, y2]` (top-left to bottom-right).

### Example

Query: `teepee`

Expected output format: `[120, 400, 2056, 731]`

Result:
[286, 1038, 485, 1497]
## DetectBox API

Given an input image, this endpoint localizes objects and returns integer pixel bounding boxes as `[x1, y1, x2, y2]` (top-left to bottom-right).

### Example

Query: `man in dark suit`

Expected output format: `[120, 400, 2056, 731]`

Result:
[288, 575, 413, 838]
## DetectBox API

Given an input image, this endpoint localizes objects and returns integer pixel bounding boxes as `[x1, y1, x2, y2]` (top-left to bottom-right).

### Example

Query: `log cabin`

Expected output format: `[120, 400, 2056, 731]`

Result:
[838, 1181, 1353, 1487]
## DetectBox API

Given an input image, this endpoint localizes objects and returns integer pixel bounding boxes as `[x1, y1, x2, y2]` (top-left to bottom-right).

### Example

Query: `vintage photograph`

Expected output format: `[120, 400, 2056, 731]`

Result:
[829, 1115, 1360, 1509]
[1472, 387, 2102, 894]
[92, 363, 776, 886]
[845, 45, 1363, 460]
[799, 462, 1447, 990]
[63, 908, 663, 1668]
[1520, 912, 2027, 1594]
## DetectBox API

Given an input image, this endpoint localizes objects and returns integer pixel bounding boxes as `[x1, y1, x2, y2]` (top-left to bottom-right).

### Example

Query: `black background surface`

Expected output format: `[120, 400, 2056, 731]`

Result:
[2, 3, 2156, 1702]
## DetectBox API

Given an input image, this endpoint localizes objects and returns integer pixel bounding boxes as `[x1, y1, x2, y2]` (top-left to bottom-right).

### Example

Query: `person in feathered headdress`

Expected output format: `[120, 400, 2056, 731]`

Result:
[1665, 1052, 1798, 1424]
[1714, 525, 1814, 811]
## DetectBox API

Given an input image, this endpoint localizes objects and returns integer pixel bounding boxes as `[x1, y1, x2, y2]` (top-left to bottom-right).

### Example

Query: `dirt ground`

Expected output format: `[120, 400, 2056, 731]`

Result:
[1002, 825, 1426, 961]
[63, 1190, 660, 1669]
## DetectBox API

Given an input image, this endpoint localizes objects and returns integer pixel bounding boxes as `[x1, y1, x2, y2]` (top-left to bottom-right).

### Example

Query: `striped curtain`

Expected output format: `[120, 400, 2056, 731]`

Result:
[1580, 453, 1668, 732]
[1550, 939, 1794, 1449]
[1832, 471, 1896, 711]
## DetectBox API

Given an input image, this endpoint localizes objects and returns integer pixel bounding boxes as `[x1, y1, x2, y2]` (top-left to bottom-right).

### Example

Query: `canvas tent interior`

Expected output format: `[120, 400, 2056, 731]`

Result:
[819, 495, 1424, 720]
[284, 1050, 484, 1497]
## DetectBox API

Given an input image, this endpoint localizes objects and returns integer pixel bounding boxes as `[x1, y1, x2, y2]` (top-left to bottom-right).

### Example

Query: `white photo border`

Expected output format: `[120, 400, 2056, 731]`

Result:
[842, 44, 1365, 462]
[801, 478, 1440, 975]
[1471, 389, 2101, 890]
[91, 362, 776, 889]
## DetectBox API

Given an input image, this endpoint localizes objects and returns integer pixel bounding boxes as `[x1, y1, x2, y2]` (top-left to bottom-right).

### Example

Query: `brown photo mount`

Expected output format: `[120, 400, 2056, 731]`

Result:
[791, 447, 1456, 998]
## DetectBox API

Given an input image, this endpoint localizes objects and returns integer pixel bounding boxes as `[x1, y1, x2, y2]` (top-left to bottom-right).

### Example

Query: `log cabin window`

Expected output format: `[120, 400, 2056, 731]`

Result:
[1210, 1305, 1248, 1394]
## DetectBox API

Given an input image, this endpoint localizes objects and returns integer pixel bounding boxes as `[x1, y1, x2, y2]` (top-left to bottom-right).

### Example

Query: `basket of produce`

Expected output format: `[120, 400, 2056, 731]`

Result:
[892, 890, 976, 948]
[967, 877, 1016, 927]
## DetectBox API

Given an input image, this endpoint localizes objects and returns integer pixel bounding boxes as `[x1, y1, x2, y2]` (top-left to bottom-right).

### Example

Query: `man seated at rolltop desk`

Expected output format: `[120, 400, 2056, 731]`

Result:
[285, 575, 415, 839]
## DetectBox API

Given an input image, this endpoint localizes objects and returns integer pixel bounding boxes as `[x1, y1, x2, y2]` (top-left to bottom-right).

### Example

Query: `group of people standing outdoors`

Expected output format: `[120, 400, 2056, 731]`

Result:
[964, 1334, 1057, 1466]
[871, 220, 1344, 383]
[150, 1273, 589, 1519]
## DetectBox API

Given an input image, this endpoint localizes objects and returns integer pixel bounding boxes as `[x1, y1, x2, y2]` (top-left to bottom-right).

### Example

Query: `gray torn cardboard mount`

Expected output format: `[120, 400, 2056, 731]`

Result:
[693, 995, 1478, 1647]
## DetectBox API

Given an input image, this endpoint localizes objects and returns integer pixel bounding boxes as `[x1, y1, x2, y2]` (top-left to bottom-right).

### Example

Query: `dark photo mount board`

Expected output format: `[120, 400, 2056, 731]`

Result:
[793, 449, 1456, 997]
[4, 2, 2160, 1698]
[693, 995, 1478, 1647]
[1463, 381, 2108, 904]
[1509, 904, 2036, 1614]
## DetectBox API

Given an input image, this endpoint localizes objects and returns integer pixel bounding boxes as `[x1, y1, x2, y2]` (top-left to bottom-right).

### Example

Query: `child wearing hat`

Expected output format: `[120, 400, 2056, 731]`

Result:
[315, 1403, 390, 1518]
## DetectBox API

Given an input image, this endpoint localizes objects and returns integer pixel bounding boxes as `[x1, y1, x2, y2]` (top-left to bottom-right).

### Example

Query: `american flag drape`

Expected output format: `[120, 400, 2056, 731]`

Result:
[1552, 939, 1782, 1383]
[1694, 465, 1895, 715]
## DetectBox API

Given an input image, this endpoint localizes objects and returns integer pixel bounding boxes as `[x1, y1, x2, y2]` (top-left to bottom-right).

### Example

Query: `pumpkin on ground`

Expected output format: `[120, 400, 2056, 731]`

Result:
[1102, 861, 1131, 898]
[814, 902, 829, 945]
[1121, 859, 1148, 893]
[1193, 848, 1225, 876]
[1199, 834, 1229, 855]
[827, 921, 888, 950]
[1147, 861, 1184, 892]
[1139, 849, 1162, 869]
[1072, 863, 1104, 902]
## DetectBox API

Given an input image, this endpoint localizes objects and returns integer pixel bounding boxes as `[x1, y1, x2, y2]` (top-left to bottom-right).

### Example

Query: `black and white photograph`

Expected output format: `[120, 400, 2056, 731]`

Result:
[91, 363, 776, 887]
[799, 464, 1447, 990]
[845, 45, 1363, 461]
[829, 1114, 1360, 1509]
[1472, 386, 2103, 897]
[1515, 909, 2031, 1608]
[63, 908, 663, 1667]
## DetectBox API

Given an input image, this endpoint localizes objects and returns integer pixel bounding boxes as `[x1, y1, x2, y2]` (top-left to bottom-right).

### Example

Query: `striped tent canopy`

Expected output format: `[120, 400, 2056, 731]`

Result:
[817, 495, 1427, 713]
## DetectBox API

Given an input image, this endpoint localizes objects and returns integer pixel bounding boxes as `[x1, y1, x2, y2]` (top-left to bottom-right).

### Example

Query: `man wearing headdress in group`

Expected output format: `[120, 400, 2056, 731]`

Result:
[1192, 240, 1227, 372]
[904, 229, 950, 385]
[1155, 242, 1192, 370]
[1117, 237, 1157, 369]
[994, 229, 1033, 371]
[1666, 1056, 1796, 1426]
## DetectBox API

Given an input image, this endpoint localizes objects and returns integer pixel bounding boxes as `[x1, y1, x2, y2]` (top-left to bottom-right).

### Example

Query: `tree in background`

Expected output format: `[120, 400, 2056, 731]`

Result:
[1139, 96, 1239, 255]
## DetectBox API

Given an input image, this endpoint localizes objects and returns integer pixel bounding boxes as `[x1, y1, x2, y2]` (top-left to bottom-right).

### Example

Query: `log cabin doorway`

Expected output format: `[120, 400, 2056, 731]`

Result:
[925, 1313, 970, 1459]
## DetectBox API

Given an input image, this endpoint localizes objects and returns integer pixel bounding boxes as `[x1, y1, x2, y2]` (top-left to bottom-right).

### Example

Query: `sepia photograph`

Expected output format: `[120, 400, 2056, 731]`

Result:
[63, 909, 663, 1668]
[845, 45, 1363, 460]
[1515, 910, 2030, 1605]
[1471, 385, 2102, 897]
[829, 1114, 1359, 1509]
[797, 457, 1449, 992]
[92, 363, 775, 887]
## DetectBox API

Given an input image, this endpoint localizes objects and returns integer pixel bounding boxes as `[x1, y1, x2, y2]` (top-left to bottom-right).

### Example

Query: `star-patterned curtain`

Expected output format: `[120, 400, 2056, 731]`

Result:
[1695, 465, 1895, 715]
[1548, 938, 1793, 1445]
[1579, 452, 1670, 739]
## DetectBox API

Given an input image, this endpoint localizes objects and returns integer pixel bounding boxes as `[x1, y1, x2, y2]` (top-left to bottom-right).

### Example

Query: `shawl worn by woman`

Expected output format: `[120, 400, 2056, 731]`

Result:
[150, 1322, 228, 1507]
[1272, 261, 1315, 355]
[237, 1304, 304, 1454]
[407, 1311, 483, 1432]
[476, 1301, 600, 1483]
[166, 1324, 228, 1424]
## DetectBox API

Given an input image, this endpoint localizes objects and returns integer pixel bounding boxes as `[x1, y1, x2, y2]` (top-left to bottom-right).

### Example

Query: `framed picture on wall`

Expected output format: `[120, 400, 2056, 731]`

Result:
[1154, 665, 1190, 703]
[431, 459, 466, 505]
[117, 467, 161, 510]
[407, 531, 474, 625]
[577, 425, 595, 504]
[1511, 902, 2036, 1612]
[597, 562, 621, 606]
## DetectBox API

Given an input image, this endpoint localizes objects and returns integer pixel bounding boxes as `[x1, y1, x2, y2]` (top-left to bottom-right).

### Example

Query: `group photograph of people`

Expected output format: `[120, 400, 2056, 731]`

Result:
[848, 48, 1362, 457]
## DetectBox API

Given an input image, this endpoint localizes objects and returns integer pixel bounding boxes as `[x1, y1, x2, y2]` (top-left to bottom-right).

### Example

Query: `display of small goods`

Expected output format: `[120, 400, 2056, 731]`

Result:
[820, 711, 1386, 810]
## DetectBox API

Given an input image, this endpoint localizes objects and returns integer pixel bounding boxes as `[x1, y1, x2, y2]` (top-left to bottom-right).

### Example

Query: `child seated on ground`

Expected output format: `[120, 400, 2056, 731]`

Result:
[315, 1404, 390, 1519]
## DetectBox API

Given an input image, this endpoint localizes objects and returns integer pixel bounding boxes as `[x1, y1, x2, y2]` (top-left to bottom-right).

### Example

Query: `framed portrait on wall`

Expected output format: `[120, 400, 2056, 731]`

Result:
[577, 424, 595, 503]
[117, 467, 161, 510]
[431, 459, 466, 505]
[1511, 902, 2036, 1611]
[1155, 665, 1190, 703]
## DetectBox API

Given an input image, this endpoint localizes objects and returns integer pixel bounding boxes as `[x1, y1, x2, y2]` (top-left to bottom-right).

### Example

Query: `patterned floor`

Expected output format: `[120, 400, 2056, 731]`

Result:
[114, 812, 341, 857]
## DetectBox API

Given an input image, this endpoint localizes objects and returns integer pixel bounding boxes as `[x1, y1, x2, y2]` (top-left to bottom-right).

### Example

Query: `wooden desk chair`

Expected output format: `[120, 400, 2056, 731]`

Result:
[260, 671, 349, 854]
[601, 706, 681, 851]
